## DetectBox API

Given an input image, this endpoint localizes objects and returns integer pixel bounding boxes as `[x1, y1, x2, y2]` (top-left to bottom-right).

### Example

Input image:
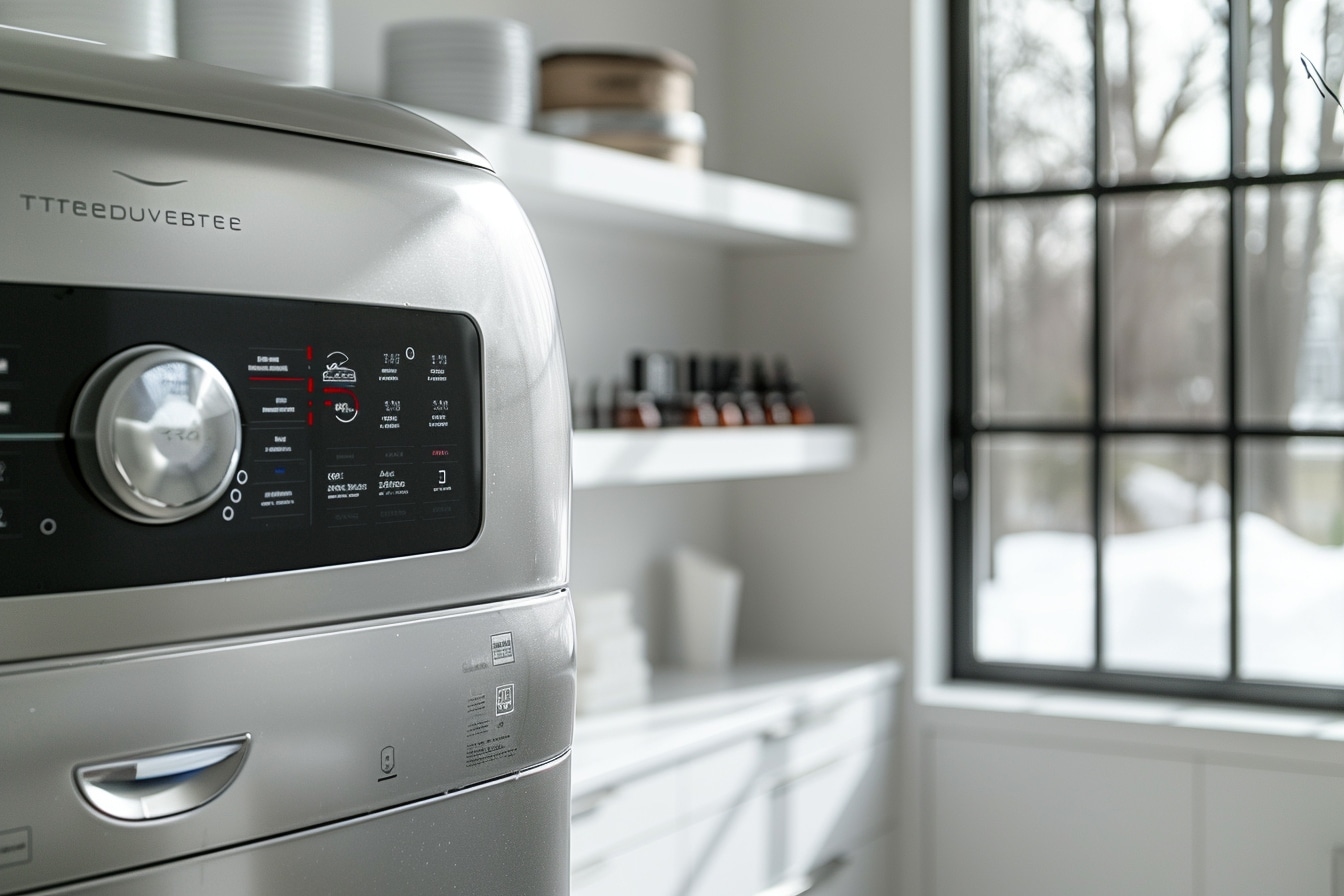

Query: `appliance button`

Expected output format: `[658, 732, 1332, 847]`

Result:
[71, 346, 242, 524]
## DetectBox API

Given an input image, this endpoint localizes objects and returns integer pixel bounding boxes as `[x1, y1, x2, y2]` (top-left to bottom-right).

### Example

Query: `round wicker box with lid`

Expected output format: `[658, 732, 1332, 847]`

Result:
[539, 47, 695, 112]
[537, 46, 703, 166]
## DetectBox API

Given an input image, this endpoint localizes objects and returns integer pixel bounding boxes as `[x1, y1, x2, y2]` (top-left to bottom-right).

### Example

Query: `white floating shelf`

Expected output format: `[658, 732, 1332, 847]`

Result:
[572, 425, 859, 489]
[401, 106, 857, 248]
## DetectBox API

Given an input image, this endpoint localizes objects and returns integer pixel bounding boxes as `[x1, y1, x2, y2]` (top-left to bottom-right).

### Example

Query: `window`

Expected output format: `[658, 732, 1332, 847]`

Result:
[950, 0, 1344, 708]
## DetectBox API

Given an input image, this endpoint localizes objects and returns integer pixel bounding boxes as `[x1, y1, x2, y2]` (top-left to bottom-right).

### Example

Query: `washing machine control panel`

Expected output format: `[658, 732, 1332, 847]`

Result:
[0, 284, 483, 597]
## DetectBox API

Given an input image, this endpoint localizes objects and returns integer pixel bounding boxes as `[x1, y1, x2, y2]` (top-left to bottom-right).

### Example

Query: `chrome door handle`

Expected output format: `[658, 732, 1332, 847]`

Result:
[75, 734, 250, 821]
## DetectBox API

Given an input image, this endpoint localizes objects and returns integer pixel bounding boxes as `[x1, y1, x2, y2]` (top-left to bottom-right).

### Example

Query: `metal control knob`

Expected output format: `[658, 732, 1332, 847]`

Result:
[72, 345, 242, 524]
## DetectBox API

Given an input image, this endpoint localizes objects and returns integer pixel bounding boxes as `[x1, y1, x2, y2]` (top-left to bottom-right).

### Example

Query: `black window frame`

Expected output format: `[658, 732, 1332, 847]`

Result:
[948, 0, 1344, 710]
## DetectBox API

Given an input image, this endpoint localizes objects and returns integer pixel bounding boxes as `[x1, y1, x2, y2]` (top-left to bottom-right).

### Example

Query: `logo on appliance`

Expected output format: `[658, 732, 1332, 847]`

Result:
[322, 353, 357, 385]
[16, 170, 243, 231]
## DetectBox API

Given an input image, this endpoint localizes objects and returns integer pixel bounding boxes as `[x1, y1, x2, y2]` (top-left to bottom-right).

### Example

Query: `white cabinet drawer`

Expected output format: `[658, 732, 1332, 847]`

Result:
[1204, 762, 1344, 896]
[782, 739, 890, 876]
[570, 664, 901, 896]
[680, 733, 771, 818]
[571, 827, 681, 896]
[793, 831, 891, 896]
[571, 764, 679, 868]
[682, 791, 773, 896]
[785, 686, 893, 777]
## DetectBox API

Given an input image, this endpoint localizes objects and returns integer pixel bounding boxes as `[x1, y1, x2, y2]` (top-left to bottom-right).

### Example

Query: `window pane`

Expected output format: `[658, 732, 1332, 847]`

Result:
[1105, 190, 1229, 424]
[1099, 0, 1230, 183]
[1244, 0, 1344, 175]
[972, 0, 1094, 192]
[975, 197, 1095, 424]
[974, 435, 1095, 667]
[1240, 438, 1344, 685]
[1103, 436, 1229, 676]
[1241, 183, 1344, 428]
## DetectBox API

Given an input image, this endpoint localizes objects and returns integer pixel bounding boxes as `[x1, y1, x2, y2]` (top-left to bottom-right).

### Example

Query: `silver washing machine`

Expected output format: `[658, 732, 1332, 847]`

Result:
[0, 28, 573, 895]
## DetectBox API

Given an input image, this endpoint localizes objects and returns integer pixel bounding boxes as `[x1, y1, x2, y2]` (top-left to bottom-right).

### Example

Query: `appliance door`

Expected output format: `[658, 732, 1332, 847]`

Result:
[0, 591, 574, 895]
[38, 753, 571, 896]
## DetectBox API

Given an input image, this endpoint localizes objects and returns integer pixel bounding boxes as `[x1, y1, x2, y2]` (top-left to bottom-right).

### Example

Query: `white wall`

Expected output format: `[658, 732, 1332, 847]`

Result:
[722, 0, 912, 661]
[720, 0, 916, 891]
[534, 218, 732, 658]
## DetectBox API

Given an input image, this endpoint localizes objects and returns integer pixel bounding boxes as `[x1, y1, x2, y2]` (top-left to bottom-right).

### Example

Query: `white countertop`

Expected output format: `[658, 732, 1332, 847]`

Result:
[571, 659, 901, 798]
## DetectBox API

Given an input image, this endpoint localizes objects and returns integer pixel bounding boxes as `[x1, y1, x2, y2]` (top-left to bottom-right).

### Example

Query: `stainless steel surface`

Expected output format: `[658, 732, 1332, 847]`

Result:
[0, 590, 574, 893]
[2, 36, 571, 896]
[0, 52, 570, 663]
[75, 735, 251, 821]
[71, 345, 242, 524]
[0, 29, 490, 170]
[43, 752, 571, 895]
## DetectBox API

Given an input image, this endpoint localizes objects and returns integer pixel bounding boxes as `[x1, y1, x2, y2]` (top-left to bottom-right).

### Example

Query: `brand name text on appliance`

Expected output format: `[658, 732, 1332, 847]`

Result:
[18, 194, 242, 230]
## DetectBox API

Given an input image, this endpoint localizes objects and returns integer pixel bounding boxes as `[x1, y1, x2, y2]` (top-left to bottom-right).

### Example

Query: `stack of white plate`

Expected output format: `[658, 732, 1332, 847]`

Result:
[0, 0, 175, 55]
[176, 0, 330, 87]
[385, 18, 533, 129]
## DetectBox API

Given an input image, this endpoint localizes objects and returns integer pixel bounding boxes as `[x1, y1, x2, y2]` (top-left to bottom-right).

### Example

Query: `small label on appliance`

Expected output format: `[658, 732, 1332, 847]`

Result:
[491, 631, 515, 666]
[0, 828, 31, 868]
[495, 683, 515, 716]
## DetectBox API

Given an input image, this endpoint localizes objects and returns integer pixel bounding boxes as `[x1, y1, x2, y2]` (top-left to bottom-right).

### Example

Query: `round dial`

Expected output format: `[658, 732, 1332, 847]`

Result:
[72, 346, 242, 524]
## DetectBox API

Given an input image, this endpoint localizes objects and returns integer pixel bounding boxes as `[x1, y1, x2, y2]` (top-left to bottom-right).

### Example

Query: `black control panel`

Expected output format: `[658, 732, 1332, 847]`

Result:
[0, 284, 483, 597]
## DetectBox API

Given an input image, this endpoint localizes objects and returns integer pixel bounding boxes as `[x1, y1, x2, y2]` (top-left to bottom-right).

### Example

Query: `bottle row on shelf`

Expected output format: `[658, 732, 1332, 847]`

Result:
[573, 351, 815, 430]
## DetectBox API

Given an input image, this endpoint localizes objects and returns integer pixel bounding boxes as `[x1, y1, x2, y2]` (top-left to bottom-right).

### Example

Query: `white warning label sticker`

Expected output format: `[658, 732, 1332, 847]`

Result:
[491, 631, 515, 666]
[496, 683, 515, 715]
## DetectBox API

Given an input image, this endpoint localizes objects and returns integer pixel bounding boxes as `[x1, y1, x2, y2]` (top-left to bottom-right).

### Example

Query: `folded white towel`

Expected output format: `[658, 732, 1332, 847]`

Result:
[578, 627, 647, 672]
[577, 671, 651, 715]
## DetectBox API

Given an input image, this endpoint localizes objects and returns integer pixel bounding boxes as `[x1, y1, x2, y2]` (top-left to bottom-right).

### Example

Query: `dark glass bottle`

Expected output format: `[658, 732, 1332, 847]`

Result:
[682, 355, 718, 427]
[753, 356, 792, 425]
[710, 356, 744, 426]
[616, 352, 662, 428]
[644, 351, 681, 427]
[775, 357, 815, 425]
[731, 358, 767, 426]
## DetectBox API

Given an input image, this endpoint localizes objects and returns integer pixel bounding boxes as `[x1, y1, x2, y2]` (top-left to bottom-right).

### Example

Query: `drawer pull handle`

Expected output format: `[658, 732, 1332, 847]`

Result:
[795, 705, 843, 732]
[755, 855, 848, 896]
[75, 734, 250, 821]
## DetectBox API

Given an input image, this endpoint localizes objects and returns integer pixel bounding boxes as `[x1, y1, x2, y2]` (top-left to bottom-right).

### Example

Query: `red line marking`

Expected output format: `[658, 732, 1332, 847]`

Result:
[322, 387, 360, 411]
